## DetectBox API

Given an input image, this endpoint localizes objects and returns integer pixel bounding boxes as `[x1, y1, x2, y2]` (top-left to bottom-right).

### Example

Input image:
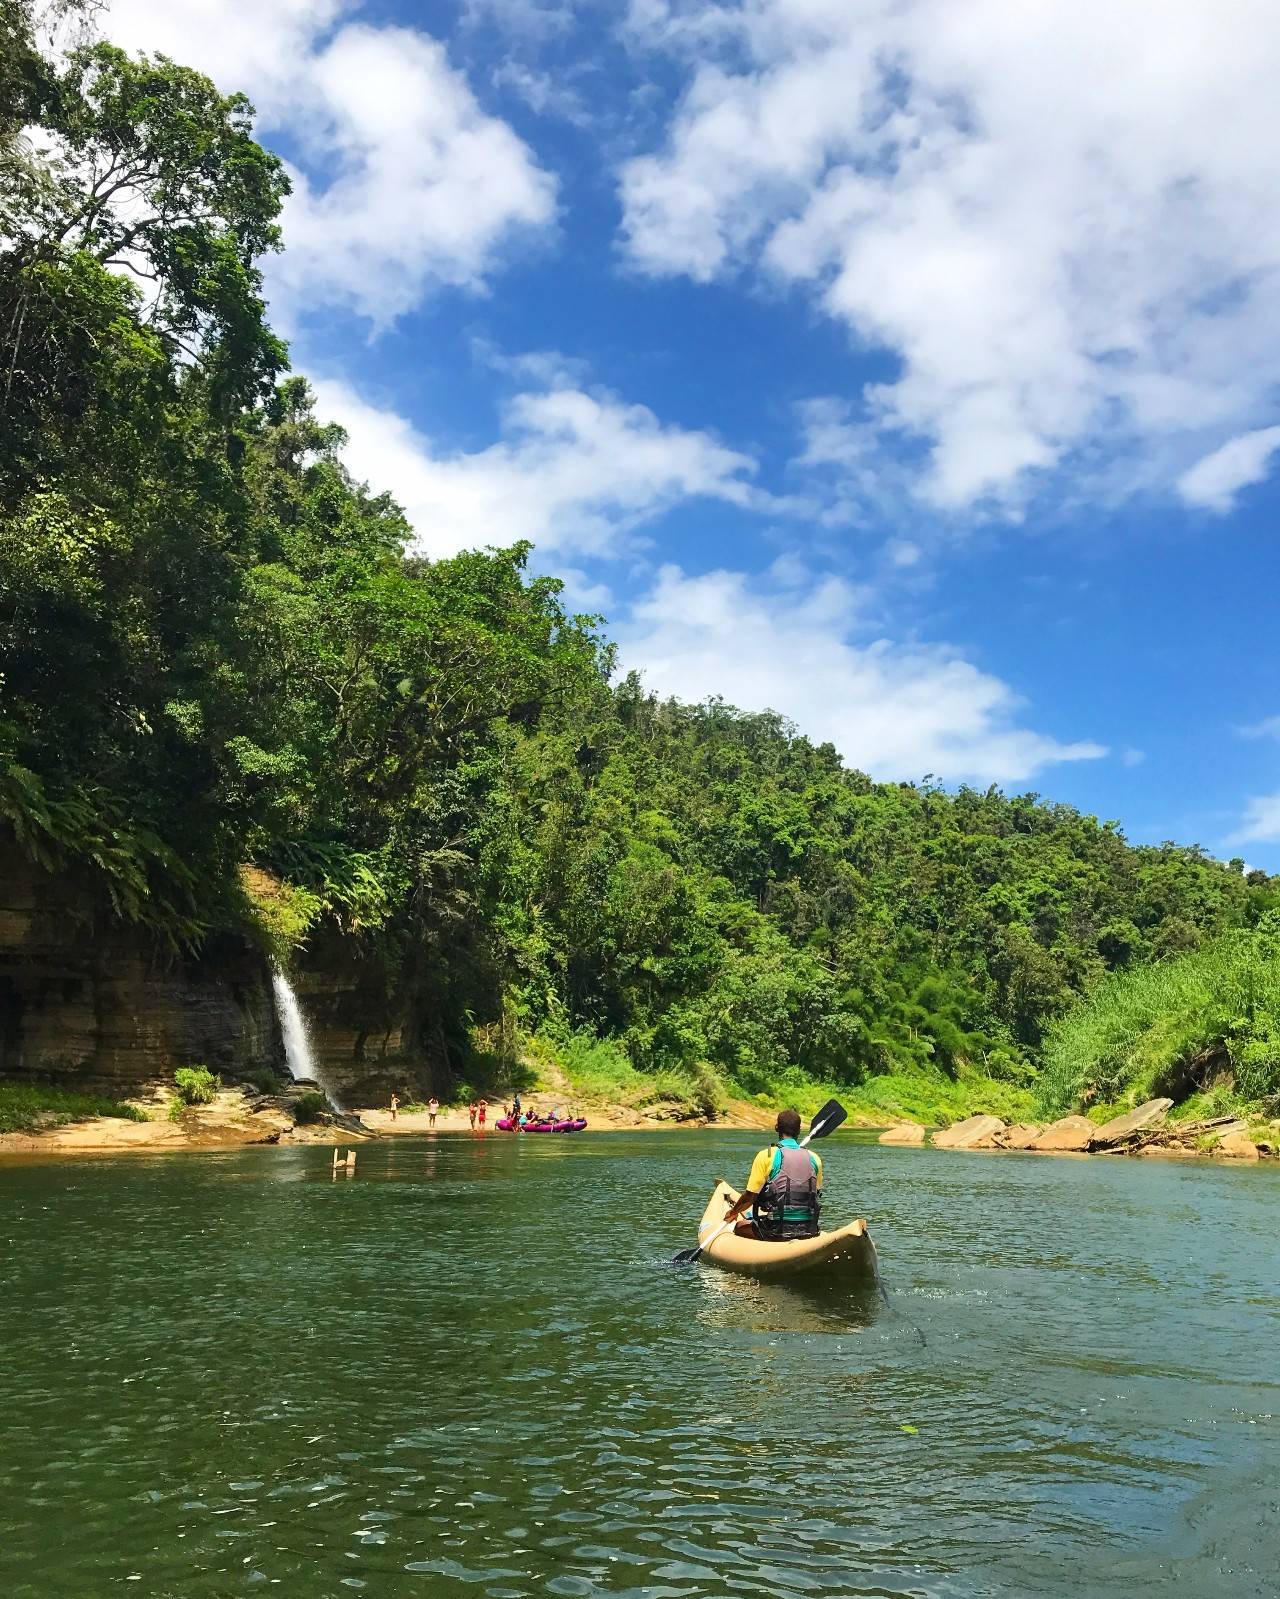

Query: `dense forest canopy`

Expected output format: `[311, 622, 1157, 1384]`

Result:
[2, 4, 1276, 1109]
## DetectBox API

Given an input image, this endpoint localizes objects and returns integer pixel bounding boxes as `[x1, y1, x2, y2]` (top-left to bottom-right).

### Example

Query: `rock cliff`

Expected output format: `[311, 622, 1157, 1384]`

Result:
[0, 844, 445, 1101]
[292, 923, 436, 1105]
[0, 845, 278, 1091]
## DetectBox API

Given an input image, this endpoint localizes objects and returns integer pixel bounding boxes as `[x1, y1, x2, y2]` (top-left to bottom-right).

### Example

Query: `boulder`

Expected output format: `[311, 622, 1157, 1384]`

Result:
[1139, 1144, 1199, 1159]
[1089, 1098, 1173, 1148]
[878, 1122, 926, 1145]
[932, 1114, 1005, 1150]
[1216, 1130, 1260, 1161]
[1030, 1116, 1097, 1152]
[999, 1123, 1042, 1150]
[1207, 1120, 1250, 1144]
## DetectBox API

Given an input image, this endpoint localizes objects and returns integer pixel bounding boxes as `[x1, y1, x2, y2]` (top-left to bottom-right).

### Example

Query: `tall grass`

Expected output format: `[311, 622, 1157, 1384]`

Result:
[0, 1083, 146, 1135]
[1038, 919, 1280, 1116]
[841, 1070, 1037, 1127]
[528, 1026, 726, 1117]
[722, 1059, 1036, 1127]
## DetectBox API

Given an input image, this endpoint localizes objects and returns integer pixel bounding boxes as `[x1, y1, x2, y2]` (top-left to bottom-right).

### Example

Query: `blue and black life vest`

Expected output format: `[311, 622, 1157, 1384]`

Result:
[755, 1140, 821, 1240]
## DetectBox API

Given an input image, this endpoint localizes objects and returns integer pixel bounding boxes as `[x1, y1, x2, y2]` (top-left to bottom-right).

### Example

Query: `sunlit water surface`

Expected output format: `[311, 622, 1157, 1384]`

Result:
[1, 1131, 1277, 1597]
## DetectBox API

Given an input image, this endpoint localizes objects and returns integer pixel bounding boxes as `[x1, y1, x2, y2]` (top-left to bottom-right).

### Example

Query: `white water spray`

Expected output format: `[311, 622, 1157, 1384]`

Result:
[271, 969, 342, 1110]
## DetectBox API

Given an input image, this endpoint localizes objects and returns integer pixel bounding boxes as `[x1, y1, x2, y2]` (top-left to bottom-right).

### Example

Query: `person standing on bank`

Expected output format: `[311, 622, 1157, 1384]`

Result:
[427, 1096, 439, 1127]
[722, 1108, 823, 1240]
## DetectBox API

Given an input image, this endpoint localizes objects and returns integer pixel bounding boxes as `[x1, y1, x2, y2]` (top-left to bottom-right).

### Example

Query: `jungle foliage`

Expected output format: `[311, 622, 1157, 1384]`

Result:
[2, 8, 1275, 1110]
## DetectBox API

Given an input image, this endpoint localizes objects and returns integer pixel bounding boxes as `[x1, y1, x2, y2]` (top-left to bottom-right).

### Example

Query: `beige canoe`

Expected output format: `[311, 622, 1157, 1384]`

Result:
[697, 1180, 877, 1279]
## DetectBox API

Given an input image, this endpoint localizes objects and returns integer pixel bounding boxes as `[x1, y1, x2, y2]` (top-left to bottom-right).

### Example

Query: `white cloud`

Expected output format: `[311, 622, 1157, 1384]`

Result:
[310, 372, 761, 560]
[886, 540, 922, 569]
[1240, 716, 1280, 739]
[461, 0, 575, 36]
[614, 564, 1106, 783]
[491, 61, 592, 127]
[105, 0, 554, 322]
[1178, 426, 1280, 512]
[1227, 793, 1280, 845]
[622, 0, 1280, 510]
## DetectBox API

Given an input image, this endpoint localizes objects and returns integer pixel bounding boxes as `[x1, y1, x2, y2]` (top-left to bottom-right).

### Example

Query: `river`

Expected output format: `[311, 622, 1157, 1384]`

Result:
[1, 1131, 1277, 1597]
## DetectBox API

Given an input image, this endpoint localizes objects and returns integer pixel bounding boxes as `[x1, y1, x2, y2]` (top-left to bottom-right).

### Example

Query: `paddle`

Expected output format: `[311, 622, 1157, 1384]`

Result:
[672, 1098, 848, 1265]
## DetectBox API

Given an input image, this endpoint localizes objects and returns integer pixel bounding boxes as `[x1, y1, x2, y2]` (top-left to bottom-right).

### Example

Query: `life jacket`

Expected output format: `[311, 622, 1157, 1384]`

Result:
[755, 1140, 821, 1241]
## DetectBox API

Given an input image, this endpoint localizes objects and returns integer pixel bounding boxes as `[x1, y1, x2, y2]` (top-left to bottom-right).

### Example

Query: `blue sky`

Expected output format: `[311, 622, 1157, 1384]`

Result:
[106, 0, 1280, 867]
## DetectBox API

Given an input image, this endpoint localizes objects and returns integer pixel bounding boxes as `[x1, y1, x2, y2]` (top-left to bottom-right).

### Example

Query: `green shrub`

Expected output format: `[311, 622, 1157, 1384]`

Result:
[292, 1091, 329, 1124]
[0, 1083, 147, 1135]
[237, 1065, 283, 1095]
[173, 1066, 219, 1105]
[238, 866, 324, 962]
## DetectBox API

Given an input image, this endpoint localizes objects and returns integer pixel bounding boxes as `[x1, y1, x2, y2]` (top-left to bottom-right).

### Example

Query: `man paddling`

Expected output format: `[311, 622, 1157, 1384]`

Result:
[723, 1108, 823, 1241]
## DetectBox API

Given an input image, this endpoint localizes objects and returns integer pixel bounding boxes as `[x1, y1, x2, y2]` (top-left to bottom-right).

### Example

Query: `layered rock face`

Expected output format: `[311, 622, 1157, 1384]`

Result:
[0, 845, 277, 1092]
[289, 923, 440, 1106]
[0, 845, 454, 1102]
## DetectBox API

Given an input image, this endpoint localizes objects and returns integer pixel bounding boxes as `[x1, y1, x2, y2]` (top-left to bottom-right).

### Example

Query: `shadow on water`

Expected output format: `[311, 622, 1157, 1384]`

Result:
[694, 1264, 883, 1336]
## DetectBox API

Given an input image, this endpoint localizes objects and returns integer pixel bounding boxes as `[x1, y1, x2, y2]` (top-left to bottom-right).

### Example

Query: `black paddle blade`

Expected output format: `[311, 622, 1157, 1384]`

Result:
[671, 1244, 703, 1266]
[808, 1098, 848, 1138]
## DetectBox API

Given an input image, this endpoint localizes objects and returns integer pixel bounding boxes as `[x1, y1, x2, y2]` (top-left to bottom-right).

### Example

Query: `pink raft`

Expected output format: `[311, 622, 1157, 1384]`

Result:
[495, 1116, 588, 1133]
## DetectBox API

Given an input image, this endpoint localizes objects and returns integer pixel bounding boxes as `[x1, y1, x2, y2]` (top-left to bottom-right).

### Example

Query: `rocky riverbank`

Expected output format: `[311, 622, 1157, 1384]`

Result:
[878, 1098, 1279, 1162]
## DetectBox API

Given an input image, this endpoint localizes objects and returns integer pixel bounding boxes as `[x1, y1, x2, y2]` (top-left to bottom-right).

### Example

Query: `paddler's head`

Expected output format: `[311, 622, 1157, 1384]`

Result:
[775, 1108, 802, 1140]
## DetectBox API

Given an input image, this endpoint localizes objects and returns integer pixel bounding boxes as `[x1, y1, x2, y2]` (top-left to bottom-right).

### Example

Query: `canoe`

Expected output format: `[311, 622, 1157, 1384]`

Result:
[696, 1181, 877, 1279]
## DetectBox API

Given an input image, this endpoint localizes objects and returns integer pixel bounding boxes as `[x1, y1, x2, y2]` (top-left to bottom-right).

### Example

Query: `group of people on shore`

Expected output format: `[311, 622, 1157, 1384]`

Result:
[387, 1093, 488, 1128]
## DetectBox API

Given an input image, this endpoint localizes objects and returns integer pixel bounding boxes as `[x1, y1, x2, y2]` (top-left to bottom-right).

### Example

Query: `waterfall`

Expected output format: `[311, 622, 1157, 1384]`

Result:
[271, 969, 342, 1110]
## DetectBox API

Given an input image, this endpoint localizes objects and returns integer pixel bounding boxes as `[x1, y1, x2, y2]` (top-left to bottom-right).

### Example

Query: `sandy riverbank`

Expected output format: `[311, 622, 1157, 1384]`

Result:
[361, 1093, 777, 1137]
[0, 1089, 359, 1159]
[0, 1088, 779, 1160]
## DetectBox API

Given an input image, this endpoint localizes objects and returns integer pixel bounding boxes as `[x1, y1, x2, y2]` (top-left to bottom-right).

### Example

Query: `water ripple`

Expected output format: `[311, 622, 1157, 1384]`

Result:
[0, 1133, 1277, 1596]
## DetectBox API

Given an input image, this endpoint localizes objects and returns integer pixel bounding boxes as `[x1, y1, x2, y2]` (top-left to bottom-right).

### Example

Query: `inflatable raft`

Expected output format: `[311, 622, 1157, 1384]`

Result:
[696, 1181, 876, 1279]
[495, 1117, 588, 1133]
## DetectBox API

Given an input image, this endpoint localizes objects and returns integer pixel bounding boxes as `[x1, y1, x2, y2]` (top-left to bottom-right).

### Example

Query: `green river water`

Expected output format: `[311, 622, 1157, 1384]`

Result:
[1, 1130, 1277, 1598]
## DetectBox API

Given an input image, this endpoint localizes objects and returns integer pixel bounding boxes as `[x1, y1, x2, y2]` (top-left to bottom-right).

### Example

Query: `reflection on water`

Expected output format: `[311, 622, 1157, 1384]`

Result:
[696, 1264, 882, 1335]
[0, 1131, 1277, 1597]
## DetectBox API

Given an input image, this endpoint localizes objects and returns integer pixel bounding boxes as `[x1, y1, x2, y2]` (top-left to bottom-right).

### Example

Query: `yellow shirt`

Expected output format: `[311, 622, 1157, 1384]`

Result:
[746, 1139, 823, 1196]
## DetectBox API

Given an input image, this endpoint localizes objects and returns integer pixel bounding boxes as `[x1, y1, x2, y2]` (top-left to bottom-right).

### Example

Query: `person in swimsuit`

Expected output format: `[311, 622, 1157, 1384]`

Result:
[427, 1097, 439, 1127]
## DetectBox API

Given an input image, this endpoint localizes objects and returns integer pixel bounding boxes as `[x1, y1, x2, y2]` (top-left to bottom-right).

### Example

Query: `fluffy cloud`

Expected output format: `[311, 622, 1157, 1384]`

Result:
[105, 0, 554, 321]
[622, 0, 1280, 510]
[1228, 794, 1280, 846]
[614, 564, 1106, 783]
[1178, 426, 1280, 513]
[310, 373, 760, 560]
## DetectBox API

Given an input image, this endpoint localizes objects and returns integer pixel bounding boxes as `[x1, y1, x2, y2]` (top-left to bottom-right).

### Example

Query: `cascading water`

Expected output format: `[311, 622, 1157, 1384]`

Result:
[271, 969, 342, 1110]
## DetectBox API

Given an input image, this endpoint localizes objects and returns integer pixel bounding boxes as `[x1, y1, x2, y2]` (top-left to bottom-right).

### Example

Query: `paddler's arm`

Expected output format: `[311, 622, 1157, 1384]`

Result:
[724, 1147, 774, 1222]
[723, 1189, 760, 1222]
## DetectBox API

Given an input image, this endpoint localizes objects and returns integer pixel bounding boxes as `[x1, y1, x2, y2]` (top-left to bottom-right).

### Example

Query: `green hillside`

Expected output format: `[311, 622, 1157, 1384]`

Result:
[2, 9, 1275, 1118]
